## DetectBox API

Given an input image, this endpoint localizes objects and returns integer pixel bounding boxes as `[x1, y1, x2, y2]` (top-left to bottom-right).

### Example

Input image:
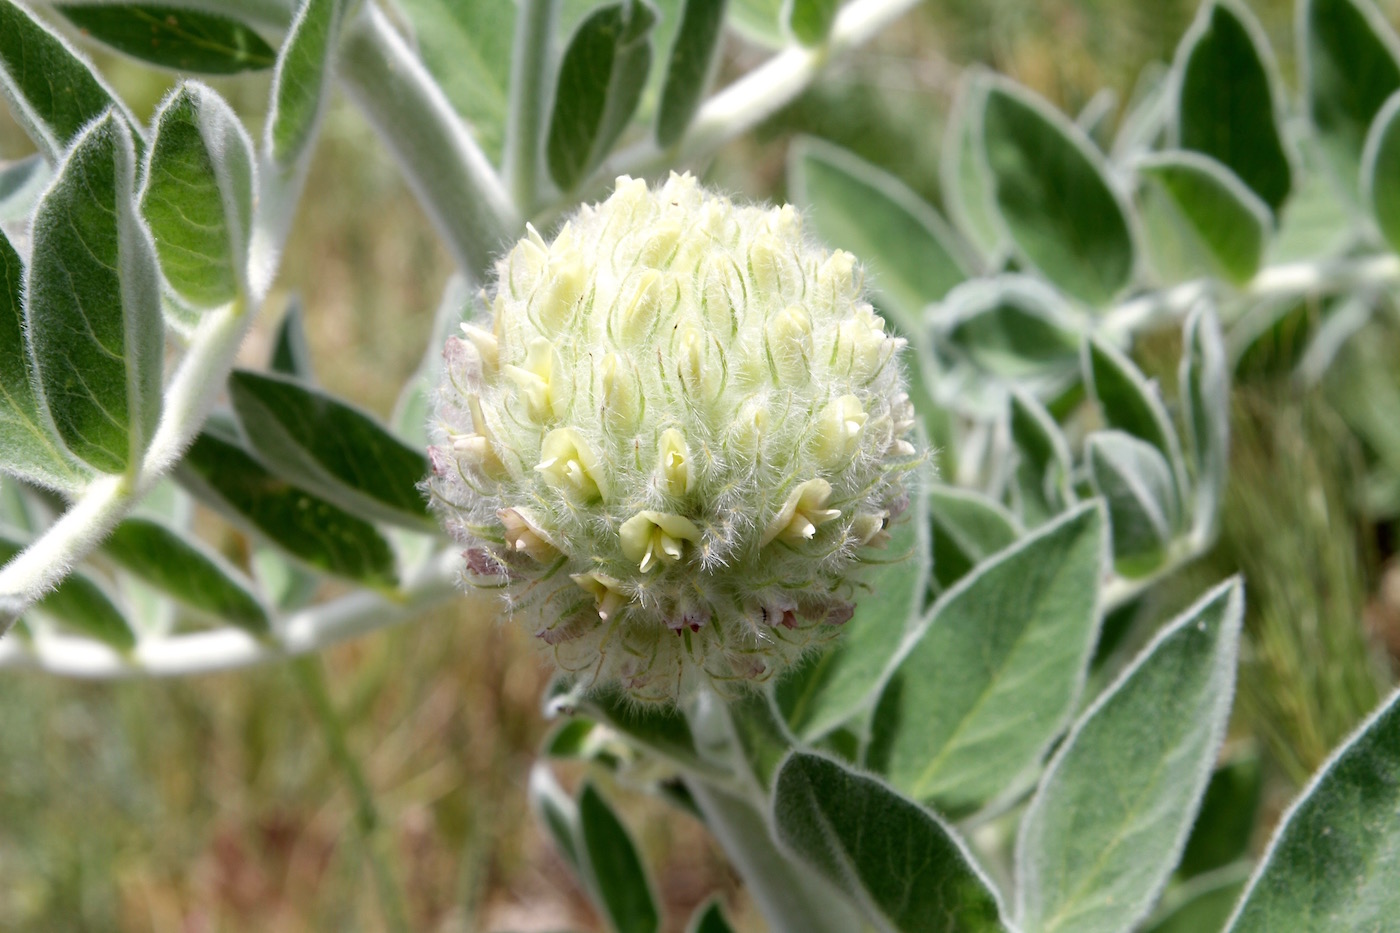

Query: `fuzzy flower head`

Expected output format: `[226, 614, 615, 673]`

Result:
[428, 173, 919, 702]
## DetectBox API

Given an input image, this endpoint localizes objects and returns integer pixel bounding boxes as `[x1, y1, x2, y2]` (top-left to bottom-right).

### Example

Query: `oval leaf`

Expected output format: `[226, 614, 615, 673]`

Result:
[1225, 686, 1400, 932]
[26, 112, 163, 476]
[927, 484, 1021, 591]
[1137, 151, 1269, 285]
[1303, 0, 1400, 194]
[784, 0, 837, 46]
[268, 0, 345, 169]
[655, 0, 727, 147]
[1087, 431, 1182, 576]
[1015, 579, 1243, 933]
[102, 518, 269, 633]
[578, 782, 660, 933]
[228, 369, 431, 530]
[0, 532, 135, 650]
[1008, 388, 1074, 526]
[981, 79, 1136, 306]
[868, 503, 1104, 815]
[547, 0, 656, 191]
[58, 4, 276, 74]
[1084, 337, 1186, 483]
[142, 83, 255, 309]
[774, 752, 1011, 933]
[1362, 89, 1400, 255]
[942, 72, 1003, 258]
[937, 276, 1084, 379]
[175, 425, 398, 589]
[1180, 304, 1229, 541]
[790, 137, 973, 333]
[1173, 0, 1292, 212]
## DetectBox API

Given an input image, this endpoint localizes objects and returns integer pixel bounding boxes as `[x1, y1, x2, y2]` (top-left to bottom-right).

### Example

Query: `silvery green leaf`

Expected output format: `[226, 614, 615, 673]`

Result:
[1180, 304, 1229, 542]
[142, 83, 255, 310]
[1172, 0, 1293, 212]
[1179, 752, 1261, 878]
[56, 4, 277, 74]
[1136, 151, 1270, 286]
[655, 0, 727, 147]
[0, 228, 90, 492]
[269, 297, 315, 380]
[773, 752, 1011, 933]
[176, 424, 398, 589]
[395, 0, 513, 162]
[0, 153, 50, 222]
[727, 0, 784, 48]
[1015, 579, 1243, 933]
[528, 762, 582, 872]
[26, 112, 163, 476]
[1302, 0, 1400, 196]
[551, 680, 716, 775]
[726, 688, 793, 790]
[1085, 336, 1186, 490]
[1362, 90, 1400, 255]
[687, 898, 737, 933]
[927, 484, 1021, 591]
[578, 782, 661, 933]
[0, 0, 138, 161]
[784, 0, 837, 46]
[867, 503, 1104, 816]
[1145, 866, 1251, 933]
[942, 71, 1004, 260]
[0, 531, 135, 650]
[935, 275, 1084, 382]
[267, 0, 345, 169]
[790, 136, 975, 334]
[775, 473, 930, 741]
[1007, 388, 1074, 526]
[101, 517, 270, 634]
[1111, 61, 1171, 162]
[228, 369, 432, 531]
[1087, 431, 1182, 576]
[981, 77, 1137, 307]
[1224, 686, 1400, 932]
[547, 0, 656, 192]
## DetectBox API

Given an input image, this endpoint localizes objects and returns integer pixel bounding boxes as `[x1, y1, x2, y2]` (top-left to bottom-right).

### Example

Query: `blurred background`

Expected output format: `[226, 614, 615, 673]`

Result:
[3, 0, 1399, 929]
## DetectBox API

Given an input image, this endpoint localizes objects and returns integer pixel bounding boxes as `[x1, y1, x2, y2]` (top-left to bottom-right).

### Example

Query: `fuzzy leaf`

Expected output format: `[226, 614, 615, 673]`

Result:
[790, 137, 972, 333]
[578, 782, 660, 933]
[0, 153, 50, 222]
[528, 763, 582, 872]
[1180, 305, 1229, 541]
[268, 0, 344, 169]
[1225, 686, 1400, 932]
[0, 0, 134, 160]
[57, 4, 276, 74]
[0, 532, 135, 650]
[269, 297, 315, 379]
[142, 83, 255, 309]
[1015, 580, 1243, 933]
[547, 0, 656, 191]
[728, 689, 793, 790]
[655, 0, 727, 147]
[102, 518, 269, 633]
[1303, 0, 1400, 195]
[1146, 869, 1251, 933]
[868, 504, 1104, 815]
[938, 277, 1083, 379]
[1173, 0, 1292, 212]
[1363, 90, 1400, 255]
[1087, 431, 1181, 575]
[981, 79, 1136, 306]
[228, 369, 431, 530]
[774, 752, 1010, 932]
[1084, 338, 1186, 483]
[927, 485, 1021, 591]
[942, 72, 1003, 258]
[176, 425, 398, 589]
[26, 112, 163, 476]
[1137, 151, 1269, 285]
[1008, 389, 1073, 525]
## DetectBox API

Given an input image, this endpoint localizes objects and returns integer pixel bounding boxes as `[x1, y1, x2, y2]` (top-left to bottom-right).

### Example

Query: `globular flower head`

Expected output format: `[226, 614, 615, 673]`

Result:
[427, 173, 919, 702]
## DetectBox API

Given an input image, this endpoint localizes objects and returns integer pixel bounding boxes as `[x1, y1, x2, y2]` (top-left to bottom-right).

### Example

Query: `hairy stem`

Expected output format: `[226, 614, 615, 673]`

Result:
[503, 0, 558, 215]
[292, 654, 413, 933]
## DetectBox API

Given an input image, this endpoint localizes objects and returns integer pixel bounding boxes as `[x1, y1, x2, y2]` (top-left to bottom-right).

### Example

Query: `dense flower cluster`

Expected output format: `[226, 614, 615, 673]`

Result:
[427, 173, 919, 702]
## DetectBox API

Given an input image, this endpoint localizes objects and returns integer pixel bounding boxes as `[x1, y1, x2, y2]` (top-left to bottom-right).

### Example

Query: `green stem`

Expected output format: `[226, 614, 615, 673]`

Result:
[292, 655, 413, 933]
[503, 0, 558, 214]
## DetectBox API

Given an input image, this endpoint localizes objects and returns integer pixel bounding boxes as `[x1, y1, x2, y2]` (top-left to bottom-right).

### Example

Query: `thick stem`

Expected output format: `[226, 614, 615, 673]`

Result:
[338, 5, 520, 281]
[292, 655, 413, 933]
[685, 777, 867, 933]
[503, 0, 558, 215]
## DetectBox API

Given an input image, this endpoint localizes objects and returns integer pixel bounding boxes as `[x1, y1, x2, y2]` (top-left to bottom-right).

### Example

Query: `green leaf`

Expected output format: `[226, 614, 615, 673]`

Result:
[578, 782, 660, 933]
[784, 0, 837, 46]
[655, 0, 726, 147]
[528, 763, 582, 872]
[0, 532, 135, 650]
[554, 680, 714, 774]
[868, 504, 1104, 815]
[395, 0, 513, 162]
[1173, 0, 1292, 212]
[1302, 0, 1400, 195]
[775, 474, 930, 740]
[1180, 305, 1229, 541]
[687, 898, 737, 933]
[57, 4, 276, 74]
[727, 689, 794, 790]
[176, 425, 398, 589]
[26, 112, 163, 476]
[1084, 337, 1185, 486]
[0, 153, 50, 222]
[942, 71, 1003, 259]
[228, 369, 431, 530]
[0, 228, 89, 491]
[927, 484, 1021, 591]
[937, 276, 1084, 379]
[547, 0, 656, 192]
[1363, 90, 1400, 254]
[727, 0, 784, 48]
[1008, 388, 1073, 526]
[1225, 686, 1400, 932]
[773, 752, 1010, 932]
[102, 518, 269, 633]
[268, 0, 345, 169]
[142, 83, 255, 309]
[1086, 431, 1181, 576]
[1145, 867, 1251, 933]
[981, 78, 1136, 306]
[1179, 752, 1261, 878]
[269, 297, 315, 379]
[0, 0, 135, 160]
[790, 137, 974, 333]
[1015, 579, 1243, 933]
[1136, 151, 1269, 286]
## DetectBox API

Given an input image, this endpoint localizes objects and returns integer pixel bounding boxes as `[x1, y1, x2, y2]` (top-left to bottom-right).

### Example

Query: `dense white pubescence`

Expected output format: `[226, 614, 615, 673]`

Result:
[427, 173, 919, 702]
